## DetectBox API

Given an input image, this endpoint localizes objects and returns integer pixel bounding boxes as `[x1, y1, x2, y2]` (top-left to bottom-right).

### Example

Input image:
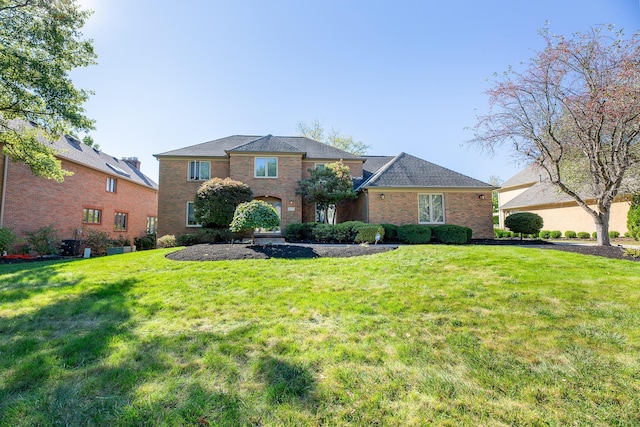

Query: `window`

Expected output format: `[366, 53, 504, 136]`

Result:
[315, 203, 336, 224]
[147, 216, 158, 234]
[83, 208, 102, 224]
[255, 157, 278, 178]
[418, 194, 445, 224]
[186, 202, 201, 227]
[114, 212, 128, 231]
[314, 163, 326, 170]
[188, 160, 211, 181]
[106, 177, 117, 193]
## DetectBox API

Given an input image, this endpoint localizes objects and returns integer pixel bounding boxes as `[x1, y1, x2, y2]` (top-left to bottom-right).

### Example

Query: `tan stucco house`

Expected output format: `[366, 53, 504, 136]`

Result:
[154, 135, 495, 239]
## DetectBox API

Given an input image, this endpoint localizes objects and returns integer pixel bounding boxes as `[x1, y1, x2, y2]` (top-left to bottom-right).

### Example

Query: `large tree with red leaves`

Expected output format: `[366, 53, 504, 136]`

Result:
[472, 25, 640, 246]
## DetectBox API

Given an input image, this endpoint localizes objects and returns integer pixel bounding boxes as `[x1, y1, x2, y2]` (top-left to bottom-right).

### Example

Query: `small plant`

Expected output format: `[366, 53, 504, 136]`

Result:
[83, 229, 111, 256]
[624, 231, 632, 238]
[564, 230, 577, 239]
[538, 230, 551, 239]
[176, 234, 199, 246]
[110, 235, 131, 247]
[25, 226, 60, 256]
[0, 227, 16, 254]
[608, 230, 620, 238]
[550, 230, 562, 239]
[157, 234, 176, 248]
[623, 248, 640, 258]
[134, 233, 157, 251]
[592, 231, 597, 239]
[504, 212, 544, 239]
[577, 231, 590, 239]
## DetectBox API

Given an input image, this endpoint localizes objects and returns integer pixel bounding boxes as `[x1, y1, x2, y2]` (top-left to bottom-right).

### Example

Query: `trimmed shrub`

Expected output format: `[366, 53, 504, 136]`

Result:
[625, 231, 632, 238]
[157, 234, 176, 248]
[381, 224, 399, 242]
[198, 228, 234, 243]
[504, 212, 544, 236]
[334, 221, 366, 242]
[564, 230, 577, 239]
[194, 177, 253, 228]
[176, 234, 199, 246]
[432, 224, 472, 244]
[134, 233, 156, 251]
[609, 230, 620, 238]
[230, 200, 280, 233]
[592, 231, 597, 239]
[550, 230, 562, 239]
[354, 224, 385, 244]
[577, 231, 590, 239]
[538, 230, 551, 239]
[397, 224, 432, 244]
[311, 224, 335, 242]
[284, 222, 318, 241]
[25, 226, 59, 256]
[0, 227, 16, 254]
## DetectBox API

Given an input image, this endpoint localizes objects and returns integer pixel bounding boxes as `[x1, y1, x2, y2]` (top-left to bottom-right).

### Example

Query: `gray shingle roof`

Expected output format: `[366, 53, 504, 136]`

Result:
[226, 134, 304, 153]
[154, 135, 363, 160]
[357, 152, 495, 189]
[501, 180, 574, 209]
[9, 120, 157, 189]
[501, 165, 542, 189]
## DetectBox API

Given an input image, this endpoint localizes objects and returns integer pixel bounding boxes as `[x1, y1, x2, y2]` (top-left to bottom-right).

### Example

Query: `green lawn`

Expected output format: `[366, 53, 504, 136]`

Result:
[1, 246, 639, 426]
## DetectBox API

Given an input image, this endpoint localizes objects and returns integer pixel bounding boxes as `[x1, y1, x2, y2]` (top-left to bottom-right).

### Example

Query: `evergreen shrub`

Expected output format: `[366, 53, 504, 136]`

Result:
[397, 224, 432, 244]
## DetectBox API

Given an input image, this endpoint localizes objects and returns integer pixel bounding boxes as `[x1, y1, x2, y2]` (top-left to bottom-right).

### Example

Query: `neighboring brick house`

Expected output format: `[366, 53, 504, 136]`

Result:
[154, 135, 495, 239]
[0, 127, 158, 248]
[498, 166, 630, 234]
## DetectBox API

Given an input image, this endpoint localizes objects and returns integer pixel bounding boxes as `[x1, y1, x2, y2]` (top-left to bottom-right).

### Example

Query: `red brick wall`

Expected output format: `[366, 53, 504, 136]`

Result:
[367, 190, 494, 239]
[0, 153, 158, 242]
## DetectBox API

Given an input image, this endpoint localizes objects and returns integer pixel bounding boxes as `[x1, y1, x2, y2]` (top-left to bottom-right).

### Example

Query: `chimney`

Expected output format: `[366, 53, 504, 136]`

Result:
[122, 157, 141, 170]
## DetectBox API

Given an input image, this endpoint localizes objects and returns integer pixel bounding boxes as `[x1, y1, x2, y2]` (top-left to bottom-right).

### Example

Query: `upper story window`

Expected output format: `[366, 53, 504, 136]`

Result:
[106, 177, 117, 193]
[418, 194, 445, 224]
[255, 157, 277, 178]
[188, 161, 211, 181]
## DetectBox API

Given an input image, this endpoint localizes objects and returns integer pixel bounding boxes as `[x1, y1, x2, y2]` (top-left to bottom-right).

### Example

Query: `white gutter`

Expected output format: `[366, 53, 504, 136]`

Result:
[0, 155, 8, 227]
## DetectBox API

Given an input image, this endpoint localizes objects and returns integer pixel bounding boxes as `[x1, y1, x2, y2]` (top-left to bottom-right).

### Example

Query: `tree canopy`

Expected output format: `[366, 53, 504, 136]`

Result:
[296, 120, 369, 155]
[194, 177, 253, 228]
[229, 200, 281, 237]
[471, 25, 640, 246]
[0, 0, 96, 181]
[296, 160, 357, 224]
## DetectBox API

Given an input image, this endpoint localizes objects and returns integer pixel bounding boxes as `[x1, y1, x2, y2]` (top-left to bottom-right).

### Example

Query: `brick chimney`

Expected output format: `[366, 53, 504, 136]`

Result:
[121, 157, 141, 170]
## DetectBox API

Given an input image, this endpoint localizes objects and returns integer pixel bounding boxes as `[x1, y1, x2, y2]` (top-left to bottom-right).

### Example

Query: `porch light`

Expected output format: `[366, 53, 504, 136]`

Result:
[379, 193, 385, 200]
[479, 194, 486, 200]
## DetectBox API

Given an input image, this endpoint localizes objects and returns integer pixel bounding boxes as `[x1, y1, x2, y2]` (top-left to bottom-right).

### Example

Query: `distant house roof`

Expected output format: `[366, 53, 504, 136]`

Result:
[500, 165, 543, 189]
[501, 180, 575, 209]
[155, 135, 362, 160]
[8, 120, 157, 189]
[357, 152, 495, 190]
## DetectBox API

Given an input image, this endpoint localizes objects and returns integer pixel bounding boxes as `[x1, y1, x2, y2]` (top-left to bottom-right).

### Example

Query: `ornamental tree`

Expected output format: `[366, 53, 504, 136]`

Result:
[471, 25, 640, 246]
[229, 200, 281, 243]
[194, 178, 253, 228]
[296, 160, 357, 224]
[504, 212, 544, 240]
[0, 0, 97, 181]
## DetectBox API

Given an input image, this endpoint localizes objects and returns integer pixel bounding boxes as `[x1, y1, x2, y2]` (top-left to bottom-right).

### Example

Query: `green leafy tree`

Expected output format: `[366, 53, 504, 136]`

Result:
[229, 200, 281, 243]
[471, 25, 640, 246]
[194, 178, 253, 228]
[0, 0, 96, 181]
[505, 212, 544, 240]
[296, 160, 357, 224]
[627, 194, 640, 240]
[296, 120, 369, 155]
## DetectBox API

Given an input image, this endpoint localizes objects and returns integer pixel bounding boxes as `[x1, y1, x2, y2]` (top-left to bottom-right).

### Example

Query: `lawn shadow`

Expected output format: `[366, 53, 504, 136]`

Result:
[255, 355, 317, 405]
[0, 259, 82, 303]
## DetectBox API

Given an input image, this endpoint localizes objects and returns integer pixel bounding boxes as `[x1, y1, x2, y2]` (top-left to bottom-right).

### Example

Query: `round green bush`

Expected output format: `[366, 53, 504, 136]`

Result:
[609, 230, 620, 238]
[592, 231, 597, 239]
[564, 230, 577, 238]
[432, 224, 471, 244]
[577, 232, 590, 239]
[504, 212, 544, 236]
[538, 230, 551, 239]
[354, 224, 385, 244]
[550, 230, 562, 239]
[381, 224, 399, 242]
[397, 224, 432, 244]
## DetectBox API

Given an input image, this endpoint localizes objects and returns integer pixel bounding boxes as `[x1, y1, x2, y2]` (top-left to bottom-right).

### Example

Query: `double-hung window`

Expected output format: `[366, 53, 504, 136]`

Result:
[147, 216, 158, 234]
[255, 157, 277, 178]
[106, 177, 117, 193]
[188, 161, 211, 181]
[114, 212, 128, 231]
[418, 194, 445, 224]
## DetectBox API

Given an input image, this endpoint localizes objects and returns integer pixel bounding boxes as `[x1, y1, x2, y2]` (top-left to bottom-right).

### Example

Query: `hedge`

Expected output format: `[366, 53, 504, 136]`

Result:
[432, 224, 472, 244]
[397, 224, 432, 244]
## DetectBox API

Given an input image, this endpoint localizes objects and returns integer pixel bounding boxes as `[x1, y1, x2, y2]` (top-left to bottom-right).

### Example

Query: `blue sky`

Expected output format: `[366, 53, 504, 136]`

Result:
[72, 0, 640, 183]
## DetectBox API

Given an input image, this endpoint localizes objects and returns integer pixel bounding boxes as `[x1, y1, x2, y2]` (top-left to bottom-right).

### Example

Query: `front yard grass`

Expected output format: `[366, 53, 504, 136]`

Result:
[1, 245, 639, 426]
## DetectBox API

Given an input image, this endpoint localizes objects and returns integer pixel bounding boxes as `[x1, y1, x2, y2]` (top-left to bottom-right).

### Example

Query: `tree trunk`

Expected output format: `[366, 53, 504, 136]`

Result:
[594, 211, 611, 246]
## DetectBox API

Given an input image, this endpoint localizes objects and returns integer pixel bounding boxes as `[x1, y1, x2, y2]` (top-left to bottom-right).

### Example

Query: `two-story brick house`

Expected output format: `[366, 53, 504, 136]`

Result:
[154, 134, 496, 239]
[0, 123, 158, 249]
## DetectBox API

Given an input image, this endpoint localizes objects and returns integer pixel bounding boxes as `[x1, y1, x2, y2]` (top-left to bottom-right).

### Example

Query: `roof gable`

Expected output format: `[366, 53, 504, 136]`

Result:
[226, 135, 304, 154]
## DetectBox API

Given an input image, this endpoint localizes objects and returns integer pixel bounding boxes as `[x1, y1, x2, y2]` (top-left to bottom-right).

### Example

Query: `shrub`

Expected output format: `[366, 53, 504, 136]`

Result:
[110, 235, 131, 247]
[381, 224, 399, 242]
[577, 231, 590, 239]
[504, 212, 544, 236]
[397, 224, 432, 244]
[354, 224, 385, 244]
[284, 222, 318, 241]
[134, 233, 157, 251]
[432, 224, 472, 244]
[157, 234, 176, 248]
[624, 231, 632, 238]
[25, 225, 59, 256]
[538, 230, 551, 239]
[564, 230, 577, 239]
[311, 224, 335, 242]
[623, 248, 640, 258]
[194, 177, 253, 228]
[592, 231, 597, 239]
[176, 234, 199, 246]
[0, 227, 16, 254]
[609, 230, 620, 238]
[550, 230, 562, 239]
[334, 221, 366, 242]
[83, 229, 111, 256]
[230, 200, 281, 235]
[198, 228, 234, 243]
[627, 194, 640, 240]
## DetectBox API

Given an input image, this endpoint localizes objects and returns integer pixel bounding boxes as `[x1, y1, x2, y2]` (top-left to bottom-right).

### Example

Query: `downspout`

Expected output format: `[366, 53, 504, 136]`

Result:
[365, 190, 369, 223]
[0, 155, 8, 227]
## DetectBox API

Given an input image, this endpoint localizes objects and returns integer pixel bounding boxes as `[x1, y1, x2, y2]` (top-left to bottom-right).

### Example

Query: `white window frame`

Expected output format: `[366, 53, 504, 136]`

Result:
[254, 157, 278, 178]
[188, 160, 211, 181]
[186, 202, 201, 227]
[418, 193, 445, 224]
[106, 177, 117, 193]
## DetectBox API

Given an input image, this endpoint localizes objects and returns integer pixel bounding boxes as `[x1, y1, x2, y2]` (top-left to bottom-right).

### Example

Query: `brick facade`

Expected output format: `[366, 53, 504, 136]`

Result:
[0, 153, 158, 244]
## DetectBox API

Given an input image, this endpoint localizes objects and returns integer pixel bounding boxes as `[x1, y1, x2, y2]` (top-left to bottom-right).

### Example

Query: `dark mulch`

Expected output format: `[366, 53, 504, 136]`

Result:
[165, 243, 397, 261]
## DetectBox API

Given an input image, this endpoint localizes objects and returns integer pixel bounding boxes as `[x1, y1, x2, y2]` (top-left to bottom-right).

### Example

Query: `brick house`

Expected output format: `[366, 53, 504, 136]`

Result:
[0, 126, 158, 248]
[498, 165, 630, 234]
[154, 135, 495, 239]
